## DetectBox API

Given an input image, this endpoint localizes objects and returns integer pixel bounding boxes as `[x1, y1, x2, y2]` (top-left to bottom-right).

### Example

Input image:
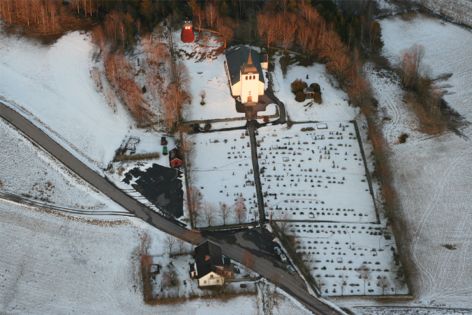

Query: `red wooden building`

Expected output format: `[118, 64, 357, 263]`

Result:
[181, 19, 195, 43]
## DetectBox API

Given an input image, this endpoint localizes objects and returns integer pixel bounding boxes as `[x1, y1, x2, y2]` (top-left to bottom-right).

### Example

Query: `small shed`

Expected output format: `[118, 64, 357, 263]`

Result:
[169, 148, 183, 169]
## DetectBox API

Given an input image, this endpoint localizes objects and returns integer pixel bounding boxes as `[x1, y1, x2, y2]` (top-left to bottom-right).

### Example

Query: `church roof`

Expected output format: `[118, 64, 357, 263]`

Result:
[225, 46, 264, 84]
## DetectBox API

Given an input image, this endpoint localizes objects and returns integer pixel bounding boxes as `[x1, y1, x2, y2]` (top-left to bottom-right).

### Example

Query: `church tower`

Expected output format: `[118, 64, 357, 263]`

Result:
[240, 51, 260, 104]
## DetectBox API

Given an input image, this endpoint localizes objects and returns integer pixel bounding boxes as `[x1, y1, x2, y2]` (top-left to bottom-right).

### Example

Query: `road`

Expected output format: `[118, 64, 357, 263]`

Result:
[0, 102, 345, 315]
[247, 120, 266, 225]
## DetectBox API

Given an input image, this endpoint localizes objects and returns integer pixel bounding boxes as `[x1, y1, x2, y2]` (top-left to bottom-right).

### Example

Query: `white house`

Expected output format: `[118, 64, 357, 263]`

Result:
[225, 46, 267, 105]
[190, 240, 233, 288]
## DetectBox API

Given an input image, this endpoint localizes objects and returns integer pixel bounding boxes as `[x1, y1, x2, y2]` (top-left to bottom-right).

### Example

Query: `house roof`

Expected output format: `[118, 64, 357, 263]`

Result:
[225, 45, 264, 84]
[194, 240, 224, 277]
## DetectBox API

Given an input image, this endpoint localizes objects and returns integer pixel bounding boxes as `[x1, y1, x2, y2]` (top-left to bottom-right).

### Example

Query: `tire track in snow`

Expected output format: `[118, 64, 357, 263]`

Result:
[409, 148, 468, 300]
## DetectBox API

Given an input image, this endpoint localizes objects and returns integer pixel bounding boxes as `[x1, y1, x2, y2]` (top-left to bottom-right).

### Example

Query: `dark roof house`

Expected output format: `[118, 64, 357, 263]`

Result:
[190, 240, 233, 287]
[194, 240, 224, 276]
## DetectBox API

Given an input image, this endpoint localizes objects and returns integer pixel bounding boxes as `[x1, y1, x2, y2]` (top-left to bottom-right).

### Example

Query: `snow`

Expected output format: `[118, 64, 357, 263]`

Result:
[257, 122, 377, 223]
[125, 130, 175, 157]
[415, 0, 472, 27]
[188, 130, 258, 226]
[0, 117, 120, 212]
[0, 30, 169, 171]
[353, 306, 472, 315]
[380, 15, 472, 119]
[174, 32, 245, 122]
[271, 54, 358, 122]
[0, 199, 156, 315]
[258, 103, 277, 116]
[286, 221, 407, 296]
[347, 14, 472, 310]
[364, 63, 425, 144]
[0, 199, 310, 314]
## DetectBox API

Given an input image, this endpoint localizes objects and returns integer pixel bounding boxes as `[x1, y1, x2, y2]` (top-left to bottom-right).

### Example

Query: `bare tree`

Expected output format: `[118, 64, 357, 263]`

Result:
[176, 239, 188, 255]
[202, 202, 215, 227]
[220, 202, 229, 225]
[205, 3, 218, 29]
[377, 276, 390, 295]
[188, 186, 202, 227]
[401, 44, 425, 89]
[235, 195, 247, 224]
[357, 264, 370, 294]
[243, 249, 254, 268]
[164, 234, 176, 256]
[257, 13, 276, 50]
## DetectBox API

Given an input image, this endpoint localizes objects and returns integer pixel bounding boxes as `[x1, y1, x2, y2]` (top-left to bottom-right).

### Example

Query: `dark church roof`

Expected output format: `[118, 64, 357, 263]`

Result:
[225, 46, 264, 84]
[194, 240, 224, 277]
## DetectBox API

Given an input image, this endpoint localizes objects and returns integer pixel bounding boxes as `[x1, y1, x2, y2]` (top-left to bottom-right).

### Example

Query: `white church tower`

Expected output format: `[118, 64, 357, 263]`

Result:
[240, 52, 261, 104]
[225, 46, 266, 105]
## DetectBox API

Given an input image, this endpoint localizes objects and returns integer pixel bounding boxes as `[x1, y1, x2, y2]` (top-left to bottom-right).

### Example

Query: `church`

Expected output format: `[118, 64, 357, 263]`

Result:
[224, 46, 267, 105]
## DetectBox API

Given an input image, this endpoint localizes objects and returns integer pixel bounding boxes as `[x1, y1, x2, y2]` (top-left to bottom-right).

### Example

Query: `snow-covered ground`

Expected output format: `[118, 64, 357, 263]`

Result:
[347, 14, 472, 310]
[174, 32, 245, 122]
[364, 64, 423, 144]
[271, 54, 358, 122]
[187, 130, 258, 227]
[0, 30, 166, 170]
[354, 306, 472, 315]
[257, 122, 377, 223]
[286, 222, 407, 296]
[415, 0, 472, 27]
[0, 118, 119, 212]
[380, 15, 472, 119]
[0, 199, 309, 315]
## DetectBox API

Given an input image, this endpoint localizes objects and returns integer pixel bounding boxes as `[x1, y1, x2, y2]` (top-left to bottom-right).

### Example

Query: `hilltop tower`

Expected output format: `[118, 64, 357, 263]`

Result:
[181, 19, 195, 43]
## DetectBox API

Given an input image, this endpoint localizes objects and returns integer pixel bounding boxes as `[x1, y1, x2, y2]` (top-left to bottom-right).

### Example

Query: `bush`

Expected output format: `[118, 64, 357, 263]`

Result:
[310, 83, 321, 94]
[398, 133, 409, 144]
[291, 79, 307, 94]
[280, 53, 291, 77]
[203, 122, 212, 131]
[313, 92, 322, 104]
[295, 91, 306, 102]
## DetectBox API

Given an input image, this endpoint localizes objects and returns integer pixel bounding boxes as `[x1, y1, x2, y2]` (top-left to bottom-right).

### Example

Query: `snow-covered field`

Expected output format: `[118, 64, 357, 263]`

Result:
[0, 30, 166, 170]
[187, 130, 258, 227]
[354, 306, 472, 315]
[381, 15, 472, 119]
[0, 118, 119, 212]
[415, 0, 472, 27]
[257, 122, 377, 223]
[271, 54, 358, 122]
[0, 199, 309, 315]
[174, 32, 244, 122]
[349, 14, 472, 310]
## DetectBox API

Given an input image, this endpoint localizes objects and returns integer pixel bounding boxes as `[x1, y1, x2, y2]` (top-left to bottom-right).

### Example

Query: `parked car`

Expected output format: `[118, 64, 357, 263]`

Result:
[274, 246, 282, 256]
[286, 265, 296, 274]
[280, 253, 288, 263]
[161, 136, 168, 146]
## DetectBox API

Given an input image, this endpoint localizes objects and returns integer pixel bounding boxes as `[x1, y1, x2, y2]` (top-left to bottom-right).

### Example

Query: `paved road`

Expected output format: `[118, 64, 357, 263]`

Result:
[247, 120, 266, 225]
[0, 103, 204, 245]
[0, 102, 345, 315]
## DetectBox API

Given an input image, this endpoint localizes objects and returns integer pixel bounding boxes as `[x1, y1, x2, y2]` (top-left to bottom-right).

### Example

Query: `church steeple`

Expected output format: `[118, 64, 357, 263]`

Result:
[242, 50, 257, 74]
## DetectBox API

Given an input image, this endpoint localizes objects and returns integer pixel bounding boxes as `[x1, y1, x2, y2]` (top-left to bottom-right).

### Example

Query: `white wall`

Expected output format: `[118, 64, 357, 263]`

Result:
[198, 272, 225, 287]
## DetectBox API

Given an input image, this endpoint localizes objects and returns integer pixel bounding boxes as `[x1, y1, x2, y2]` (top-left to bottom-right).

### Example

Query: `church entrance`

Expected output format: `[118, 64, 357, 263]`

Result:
[247, 95, 252, 103]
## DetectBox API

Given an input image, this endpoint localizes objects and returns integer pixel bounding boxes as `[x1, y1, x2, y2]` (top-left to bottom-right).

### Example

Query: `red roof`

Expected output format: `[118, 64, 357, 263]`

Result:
[170, 158, 183, 168]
